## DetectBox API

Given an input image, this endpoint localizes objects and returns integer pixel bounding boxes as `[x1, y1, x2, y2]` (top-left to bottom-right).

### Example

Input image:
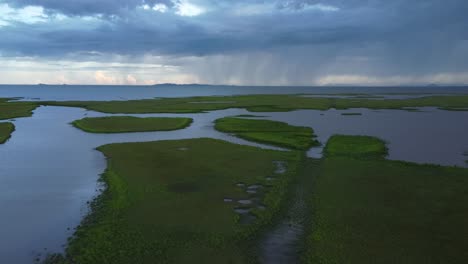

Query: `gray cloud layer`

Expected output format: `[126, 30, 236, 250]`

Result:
[4, 0, 174, 15]
[1, 0, 467, 85]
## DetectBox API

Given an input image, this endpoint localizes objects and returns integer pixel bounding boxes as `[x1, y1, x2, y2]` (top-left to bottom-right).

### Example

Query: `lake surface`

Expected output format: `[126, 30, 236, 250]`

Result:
[1, 84, 468, 101]
[260, 108, 468, 167]
[1, 86, 468, 263]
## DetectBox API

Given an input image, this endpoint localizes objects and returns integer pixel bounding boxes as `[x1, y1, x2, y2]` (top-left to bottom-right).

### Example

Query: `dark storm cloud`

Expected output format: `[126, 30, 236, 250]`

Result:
[1, 0, 468, 84]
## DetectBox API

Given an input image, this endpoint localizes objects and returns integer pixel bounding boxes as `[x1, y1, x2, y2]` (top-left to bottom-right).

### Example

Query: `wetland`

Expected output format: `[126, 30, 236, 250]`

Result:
[1, 85, 468, 263]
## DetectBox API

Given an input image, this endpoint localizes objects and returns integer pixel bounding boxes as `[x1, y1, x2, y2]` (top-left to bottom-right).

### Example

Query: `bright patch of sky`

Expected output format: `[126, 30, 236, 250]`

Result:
[153, 3, 168, 13]
[0, 56, 197, 85]
[304, 3, 339, 12]
[316, 73, 468, 86]
[141, 3, 168, 13]
[232, 2, 339, 16]
[173, 0, 205, 17]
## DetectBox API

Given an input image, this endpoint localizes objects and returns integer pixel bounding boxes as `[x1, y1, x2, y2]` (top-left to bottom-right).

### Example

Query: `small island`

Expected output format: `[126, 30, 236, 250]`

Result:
[72, 116, 193, 133]
[214, 117, 319, 150]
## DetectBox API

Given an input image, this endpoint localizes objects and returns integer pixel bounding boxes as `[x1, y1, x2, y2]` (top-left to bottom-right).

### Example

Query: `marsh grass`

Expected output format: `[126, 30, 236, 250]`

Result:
[304, 135, 468, 263]
[72, 116, 193, 133]
[214, 117, 319, 150]
[0, 122, 15, 144]
[0, 99, 37, 120]
[42, 94, 468, 113]
[51, 138, 301, 263]
[324, 135, 388, 159]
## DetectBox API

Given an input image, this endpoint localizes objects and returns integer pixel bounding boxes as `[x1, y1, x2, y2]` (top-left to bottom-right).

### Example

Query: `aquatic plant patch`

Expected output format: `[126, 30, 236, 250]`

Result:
[215, 117, 319, 150]
[72, 116, 193, 133]
[304, 135, 468, 263]
[51, 138, 301, 263]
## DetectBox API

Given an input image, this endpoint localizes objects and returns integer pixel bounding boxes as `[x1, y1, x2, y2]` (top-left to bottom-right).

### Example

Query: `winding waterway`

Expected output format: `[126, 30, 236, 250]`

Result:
[1, 103, 468, 263]
[0, 106, 279, 263]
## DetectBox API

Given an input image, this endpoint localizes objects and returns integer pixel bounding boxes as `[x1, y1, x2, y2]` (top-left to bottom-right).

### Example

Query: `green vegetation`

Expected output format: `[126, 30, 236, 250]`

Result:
[0, 122, 15, 144]
[42, 94, 468, 113]
[304, 135, 468, 263]
[0, 98, 37, 120]
[51, 138, 301, 263]
[214, 117, 319, 150]
[72, 116, 193, 133]
[324, 135, 388, 159]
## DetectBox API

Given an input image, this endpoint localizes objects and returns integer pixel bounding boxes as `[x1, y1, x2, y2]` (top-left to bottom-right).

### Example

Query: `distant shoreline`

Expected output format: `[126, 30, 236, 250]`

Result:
[1, 84, 468, 88]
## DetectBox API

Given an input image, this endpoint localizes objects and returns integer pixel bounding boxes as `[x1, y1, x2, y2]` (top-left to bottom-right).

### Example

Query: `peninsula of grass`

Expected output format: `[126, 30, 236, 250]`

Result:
[0, 122, 15, 144]
[303, 135, 468, 263]
[49, 138, 301, 263]
[214, 117, 319, 150]
[72, 116, 193, 133]
[0, 98, 37, 120]
[42, 94, 468, 114]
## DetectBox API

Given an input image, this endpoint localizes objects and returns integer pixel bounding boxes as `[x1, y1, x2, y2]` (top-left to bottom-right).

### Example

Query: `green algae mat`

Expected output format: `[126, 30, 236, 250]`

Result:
[0, 122, 15, 144]
[49, 138, 301, 263]
[303, 135, 468, 263]
[215, 117, 319, 150]
[72, 116, 193, 133]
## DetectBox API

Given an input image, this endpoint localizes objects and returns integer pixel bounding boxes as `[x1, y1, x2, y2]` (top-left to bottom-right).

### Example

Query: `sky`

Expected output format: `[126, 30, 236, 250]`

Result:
[0, 0, 467, 86]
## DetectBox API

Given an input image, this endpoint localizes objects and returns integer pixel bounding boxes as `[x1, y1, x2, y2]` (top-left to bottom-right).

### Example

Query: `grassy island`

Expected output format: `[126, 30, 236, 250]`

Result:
[72, 116, 193, 133]
[214, 117, 319, 150]
[48, 138, 301, 263]
[0, 122, 15, 144]
[42, 94, 468, 113]
[304, 135, 468, 263]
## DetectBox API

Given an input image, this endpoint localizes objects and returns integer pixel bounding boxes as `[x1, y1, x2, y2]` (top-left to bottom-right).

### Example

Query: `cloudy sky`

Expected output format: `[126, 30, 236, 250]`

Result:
[0, 0, 467, 85]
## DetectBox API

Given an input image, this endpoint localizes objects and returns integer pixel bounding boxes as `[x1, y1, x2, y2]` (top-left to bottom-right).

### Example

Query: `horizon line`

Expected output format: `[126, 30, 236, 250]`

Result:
[1, 83, 468, 88]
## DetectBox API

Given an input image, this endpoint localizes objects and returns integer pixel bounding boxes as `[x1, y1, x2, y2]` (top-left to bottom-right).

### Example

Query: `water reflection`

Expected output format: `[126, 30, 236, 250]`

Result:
[0, 106, 278, 264]
[1, 105, 467, 263]
[260, 108, 468, 167]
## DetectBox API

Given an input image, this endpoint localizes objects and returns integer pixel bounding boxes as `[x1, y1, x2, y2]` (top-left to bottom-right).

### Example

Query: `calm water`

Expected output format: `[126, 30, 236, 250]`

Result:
[1, 84, 468, 101]
[0, 106, 281, 264]
[261, 108, 468, 167]
[1, 86, 468, 263]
